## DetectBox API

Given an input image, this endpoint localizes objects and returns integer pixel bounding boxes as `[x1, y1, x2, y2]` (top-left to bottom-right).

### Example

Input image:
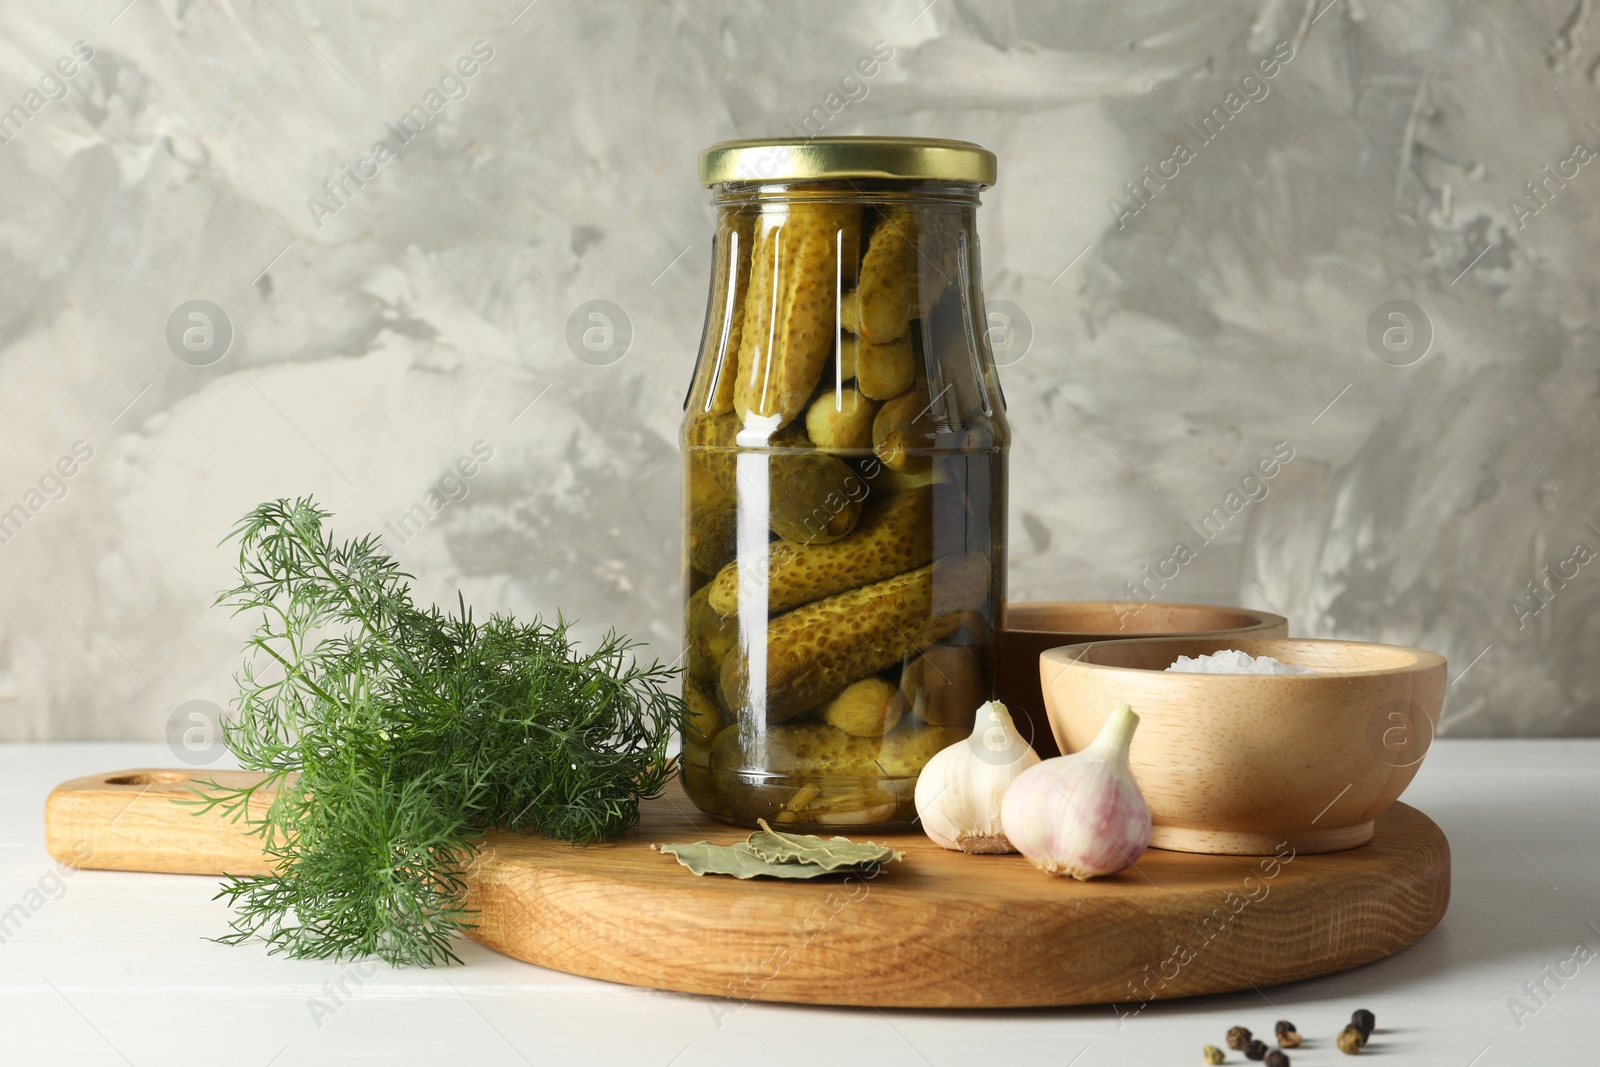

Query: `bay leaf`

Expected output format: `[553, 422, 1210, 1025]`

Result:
[745, 820, 903, 870]
[656, 840, 850, 879]
[656, 820, 903, 880]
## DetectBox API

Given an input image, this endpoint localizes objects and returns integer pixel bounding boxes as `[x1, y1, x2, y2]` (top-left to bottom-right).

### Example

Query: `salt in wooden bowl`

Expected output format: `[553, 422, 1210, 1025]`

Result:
[1040, 636, 1446, 855]
[1000, 602, 1287, 757]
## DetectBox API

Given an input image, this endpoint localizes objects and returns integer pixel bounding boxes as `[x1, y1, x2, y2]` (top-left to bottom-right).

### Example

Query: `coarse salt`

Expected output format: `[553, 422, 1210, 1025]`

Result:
[1165, 650, 1312, 675]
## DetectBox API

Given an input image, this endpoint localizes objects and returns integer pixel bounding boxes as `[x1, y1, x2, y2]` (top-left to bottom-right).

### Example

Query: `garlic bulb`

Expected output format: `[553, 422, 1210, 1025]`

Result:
[914, 700, 1041, 854]
[1000, 703, 1151, 880]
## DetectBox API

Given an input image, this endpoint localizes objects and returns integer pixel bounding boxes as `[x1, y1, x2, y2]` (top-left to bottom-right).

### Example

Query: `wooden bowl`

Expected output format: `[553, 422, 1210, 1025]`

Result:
[1040, 636, 1446, 855]
[999, 602, 1287, 757]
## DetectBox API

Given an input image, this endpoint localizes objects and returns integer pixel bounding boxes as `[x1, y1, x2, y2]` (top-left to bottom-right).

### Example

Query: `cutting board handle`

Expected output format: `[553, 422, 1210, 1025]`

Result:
[45, 769, 277, 877]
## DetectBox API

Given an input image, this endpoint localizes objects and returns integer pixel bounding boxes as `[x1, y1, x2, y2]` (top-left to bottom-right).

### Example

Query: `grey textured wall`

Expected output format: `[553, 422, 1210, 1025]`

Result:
[0, 0, 1594, 740]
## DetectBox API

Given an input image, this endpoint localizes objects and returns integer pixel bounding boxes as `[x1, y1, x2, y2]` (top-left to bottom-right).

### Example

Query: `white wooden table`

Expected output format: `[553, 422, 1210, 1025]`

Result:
[1, 740, 1592, 1066]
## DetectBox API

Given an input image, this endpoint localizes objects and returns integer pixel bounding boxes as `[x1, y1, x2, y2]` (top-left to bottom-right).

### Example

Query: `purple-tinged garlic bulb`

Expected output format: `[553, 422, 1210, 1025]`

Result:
[1000, 703, 1151, 879]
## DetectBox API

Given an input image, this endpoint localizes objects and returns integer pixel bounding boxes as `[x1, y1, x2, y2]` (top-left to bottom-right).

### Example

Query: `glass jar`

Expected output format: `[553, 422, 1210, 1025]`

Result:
[680, 137, 1008, 830]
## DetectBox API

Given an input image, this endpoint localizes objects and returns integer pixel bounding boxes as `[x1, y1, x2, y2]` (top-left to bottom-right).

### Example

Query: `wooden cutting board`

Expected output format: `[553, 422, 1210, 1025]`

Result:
[45, 768, 1450, 1008]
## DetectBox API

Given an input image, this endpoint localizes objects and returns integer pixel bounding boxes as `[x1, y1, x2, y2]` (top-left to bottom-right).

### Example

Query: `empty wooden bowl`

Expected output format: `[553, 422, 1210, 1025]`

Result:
[1040, 636, 1446, 855]
[1000, 602, 1287, 757]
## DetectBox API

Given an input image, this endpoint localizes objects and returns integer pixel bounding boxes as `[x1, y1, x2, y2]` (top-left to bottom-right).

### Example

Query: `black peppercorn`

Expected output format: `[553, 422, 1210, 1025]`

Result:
[1264, 1052, 1290, 1067]
[1350, 1008, 1375, 1037]
[1336, 1024, 1366, 1055]
[1274, 1020, 1301, 1048]
[1227, 1027, 1252, 1051]
[1245, 1039, 1269, 1061]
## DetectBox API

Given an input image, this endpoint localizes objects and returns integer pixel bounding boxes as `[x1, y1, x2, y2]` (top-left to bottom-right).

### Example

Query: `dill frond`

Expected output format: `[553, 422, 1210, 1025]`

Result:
[200, 498, 678, 966]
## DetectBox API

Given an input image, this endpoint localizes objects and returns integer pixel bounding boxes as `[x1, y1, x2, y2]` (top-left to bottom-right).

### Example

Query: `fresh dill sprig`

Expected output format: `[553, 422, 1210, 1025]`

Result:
[193, 497, 679, 966]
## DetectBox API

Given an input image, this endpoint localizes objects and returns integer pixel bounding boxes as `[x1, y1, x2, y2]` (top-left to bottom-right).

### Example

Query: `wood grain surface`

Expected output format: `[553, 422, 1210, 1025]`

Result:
[45, 769, 1450, 1008]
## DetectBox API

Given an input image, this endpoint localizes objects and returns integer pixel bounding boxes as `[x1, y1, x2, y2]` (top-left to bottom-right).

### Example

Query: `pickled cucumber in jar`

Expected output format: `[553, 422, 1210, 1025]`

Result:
[680, 137, 1008, 830]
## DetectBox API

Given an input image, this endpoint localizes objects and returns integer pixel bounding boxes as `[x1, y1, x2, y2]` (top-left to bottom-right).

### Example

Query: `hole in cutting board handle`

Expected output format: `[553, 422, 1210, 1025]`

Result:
[104, 772, 191, 786]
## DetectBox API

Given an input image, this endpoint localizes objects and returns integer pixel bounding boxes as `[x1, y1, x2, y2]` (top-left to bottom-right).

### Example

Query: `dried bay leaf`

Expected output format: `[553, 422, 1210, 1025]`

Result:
[656, 841, 841, 879]
[744, 820, 902, 871]
[656, 819, 903, 880]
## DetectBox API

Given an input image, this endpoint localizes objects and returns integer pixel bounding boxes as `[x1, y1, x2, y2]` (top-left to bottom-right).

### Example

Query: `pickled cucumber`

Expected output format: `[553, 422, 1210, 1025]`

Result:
[873, 385, 937, 474]
[901, 644, 983, 727]
[685, 585, 735, 685]
[704, 212, 755, 416]
[684, 412, 740, 500]
[769, 451, 864, 544]
[846, 332, 916, 401]
[712, 717, 965, 779]
[816, 676, 902, 737]
[719, 554, 989, 724]
[804, 383, 875, 451]
[839, 206, 960, 344]
[734, 204, 860, 427]
[687, 503, 738, 575]
[683, 673, 724, 745]
[698, 717, 967, 825]
[706, 489, 931, 617]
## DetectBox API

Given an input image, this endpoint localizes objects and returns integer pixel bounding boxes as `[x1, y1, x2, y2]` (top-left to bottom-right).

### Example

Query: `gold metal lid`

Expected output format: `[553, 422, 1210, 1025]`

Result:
[699, 136, 996, 187]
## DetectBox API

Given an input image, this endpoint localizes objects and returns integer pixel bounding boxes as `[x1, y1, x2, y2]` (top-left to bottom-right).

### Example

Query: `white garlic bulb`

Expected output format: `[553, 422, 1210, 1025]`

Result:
[913, 700, 1041, 854]
[1000, 703, 1151, 880]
